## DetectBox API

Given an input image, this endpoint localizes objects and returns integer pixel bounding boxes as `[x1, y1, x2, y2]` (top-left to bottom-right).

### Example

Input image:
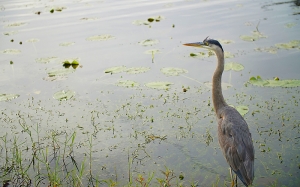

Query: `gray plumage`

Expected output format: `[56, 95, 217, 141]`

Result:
[184, 37, 254, 186]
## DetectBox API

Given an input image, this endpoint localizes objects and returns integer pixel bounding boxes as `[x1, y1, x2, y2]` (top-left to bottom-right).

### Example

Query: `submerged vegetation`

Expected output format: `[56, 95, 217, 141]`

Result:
[1, 0, 300, 186]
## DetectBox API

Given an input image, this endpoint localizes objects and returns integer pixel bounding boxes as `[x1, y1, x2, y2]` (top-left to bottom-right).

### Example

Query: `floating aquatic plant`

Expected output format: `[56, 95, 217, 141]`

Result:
[116, 80, 139, 87]
[145, 82, 173, 90]
[139, 39, 159, 46]
[249, 76, 300, 87]
[35, 57, 58, 64]
[235, 105, 249, 116]
[0, 49, 21, 54]
[218, 39, 234, 45]
[160, 67, 188, 76]
[104, 66, 127, 74]
[0, 94, 20, 102]
[125, 67, 150, 74]
[275, 40, 300, 49]
[147, 15, 164, 22]
[26, 38, 39, 43]
[3, 31, 18, 35]
[240, 30, 267, 42]
[255, 46, 278, 54]
[53, 90, 75, 101]
[189, 51, 214, 58]
[59, 42, 75, 46]
[47, 68, 75, 77]
[86, 34, 115, 41]
[6, 22, 26, 27]
[224, 62, 244, 71]
[285, 23, 296, 28]
[132, 20, 150, 26]
[224, 51, 235, 58]
[144, 49, 160, 54]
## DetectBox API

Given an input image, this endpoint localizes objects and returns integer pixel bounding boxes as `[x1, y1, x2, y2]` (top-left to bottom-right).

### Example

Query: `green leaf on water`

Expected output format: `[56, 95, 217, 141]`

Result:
[144, 49, 160, 54]
[104, 66, 127, 74]
[1, 49, 21, 54]
[6, 22, 26, 27]
[62, 58, 80, 65]
[86, 34, 115, 41]
[148, 15, 164, 22]
[0, 94, 20, 102]
[116, 80, 139, 87]
[235, 105, 249, 116]
[3, 31, 18, 36]
[53, 90, 75, 101]
[160, 67, 188, 76]
[240, 31, 267, 42]
[145, 81, 173, 90]
[275, 40, 300, 49]
[249, 76, 300, 87]
[255, 46, 278, 54]
[189, 51, 214, 58]
[224, 51, 235, 58]
[26, 38, 40, 43]
[47, 68, 75, 77]
[132, 20, 150, 26]
[139, 39, 159, 46]
[125, 67, 150, 74]
[285, 23, 297, 28]
[35, 57, 58, 64]
[59, 42, 75, 46]
[224, 62, 244, 71]
[218, 39, 235, 45]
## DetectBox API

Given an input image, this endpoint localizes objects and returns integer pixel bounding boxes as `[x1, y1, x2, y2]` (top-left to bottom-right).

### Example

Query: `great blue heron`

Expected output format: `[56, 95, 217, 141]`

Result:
[183, 37, 254, 186]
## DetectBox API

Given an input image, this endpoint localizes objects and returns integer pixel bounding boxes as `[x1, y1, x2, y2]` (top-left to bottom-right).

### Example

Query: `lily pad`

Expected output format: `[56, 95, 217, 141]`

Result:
[104, 66, 127, 74]
[224, 62, 244, 71]
[189, 51, 214, 58]
[204, 82, 232, 90]
[132, 20, 150, 26]
[35, 57, 58, 64]
[1, 49, 21, 54]
[3, 31, 18, 36]
[144, 49, 160, 54]
[218, 39, 234, 45]
[86, 34, 115, 41]
[116, 80, 139, 87]
[0, 94, 20, 101]
[240, 31, 267, 42]
[47, 68, 75, 77]
[125, 67, 150, 74]
[275, 40, 300, 49]
[53, 90, 75, 101]
[285, 23, 296, 28]
[145, 81, 173, 90]
[139, 39, 159, 46]
[255, 47, 278, 54]
[26, 38, 40, 43]
[6, 22, 26, 27]
[80, 17, 98, 21]
[62, 58, 80, 65]
[148, 15, 164, 22]
[59, 42, 75, 46]
[235, 105, 249, 116]
[249, 76, 300, 87]
[224, 51, 235, 58]
[160, 67, 188, 76]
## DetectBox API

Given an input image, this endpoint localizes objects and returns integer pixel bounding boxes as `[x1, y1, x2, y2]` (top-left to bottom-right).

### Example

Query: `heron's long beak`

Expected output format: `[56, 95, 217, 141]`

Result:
[183, 42, 205, 47]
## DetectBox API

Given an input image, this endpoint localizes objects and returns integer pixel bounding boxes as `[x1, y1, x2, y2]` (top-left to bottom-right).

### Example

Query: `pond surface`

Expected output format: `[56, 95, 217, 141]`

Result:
[1, 0, 300, 186]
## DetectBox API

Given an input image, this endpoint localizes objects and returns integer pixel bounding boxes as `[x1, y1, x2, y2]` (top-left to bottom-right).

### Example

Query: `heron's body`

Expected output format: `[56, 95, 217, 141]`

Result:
[184, 37, 254, 186]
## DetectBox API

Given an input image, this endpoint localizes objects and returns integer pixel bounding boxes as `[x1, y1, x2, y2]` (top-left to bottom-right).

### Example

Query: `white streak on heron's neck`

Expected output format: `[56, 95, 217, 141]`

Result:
[212, 48, 227, 115]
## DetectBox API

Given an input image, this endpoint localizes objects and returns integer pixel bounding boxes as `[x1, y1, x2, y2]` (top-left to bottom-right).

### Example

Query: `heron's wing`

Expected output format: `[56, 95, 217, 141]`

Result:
[219, 108, 254, 185]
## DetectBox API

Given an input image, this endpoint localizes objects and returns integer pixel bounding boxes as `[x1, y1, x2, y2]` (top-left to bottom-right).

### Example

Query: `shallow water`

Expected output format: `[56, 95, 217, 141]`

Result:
[1, 0, 300, 186]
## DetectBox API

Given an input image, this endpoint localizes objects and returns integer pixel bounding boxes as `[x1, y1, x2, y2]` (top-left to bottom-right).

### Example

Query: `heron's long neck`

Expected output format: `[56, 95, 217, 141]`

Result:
[212, 49, 227, 114]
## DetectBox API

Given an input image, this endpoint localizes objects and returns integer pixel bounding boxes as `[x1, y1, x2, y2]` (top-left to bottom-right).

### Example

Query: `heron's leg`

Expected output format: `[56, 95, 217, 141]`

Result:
[235, 174, 237, 187]
[229, 168, 235, 187]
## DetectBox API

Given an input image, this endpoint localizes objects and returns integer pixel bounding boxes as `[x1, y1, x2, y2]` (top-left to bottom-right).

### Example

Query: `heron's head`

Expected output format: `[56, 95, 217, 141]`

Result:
[183, 36, 223, 52]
